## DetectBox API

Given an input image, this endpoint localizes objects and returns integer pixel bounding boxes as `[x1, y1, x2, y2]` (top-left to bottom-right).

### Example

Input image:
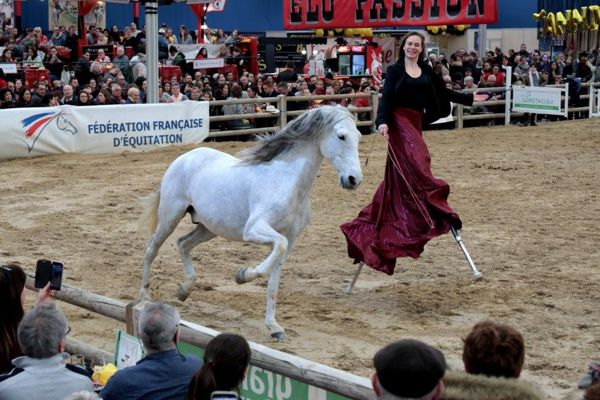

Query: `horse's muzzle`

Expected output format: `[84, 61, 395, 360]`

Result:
[340, 175, 362, 190]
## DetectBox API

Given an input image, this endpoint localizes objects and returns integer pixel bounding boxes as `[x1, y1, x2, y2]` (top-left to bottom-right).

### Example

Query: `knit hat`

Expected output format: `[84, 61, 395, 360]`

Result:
[374, 339, 446, 398]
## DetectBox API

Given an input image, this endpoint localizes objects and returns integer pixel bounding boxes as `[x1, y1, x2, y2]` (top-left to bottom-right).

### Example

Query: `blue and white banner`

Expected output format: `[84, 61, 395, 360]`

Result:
[0, 102, 210, 160]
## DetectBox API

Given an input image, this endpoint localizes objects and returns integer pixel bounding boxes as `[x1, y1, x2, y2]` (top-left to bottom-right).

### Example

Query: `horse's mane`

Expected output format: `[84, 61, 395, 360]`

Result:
[238, 105, 354, 164]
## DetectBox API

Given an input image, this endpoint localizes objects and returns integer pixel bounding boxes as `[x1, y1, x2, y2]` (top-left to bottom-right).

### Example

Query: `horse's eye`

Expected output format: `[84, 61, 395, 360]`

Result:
[338, 135, 345, 141]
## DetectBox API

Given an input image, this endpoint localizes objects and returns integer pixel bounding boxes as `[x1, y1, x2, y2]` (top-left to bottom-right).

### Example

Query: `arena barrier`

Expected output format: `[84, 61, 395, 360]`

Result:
[0, 102, 210, 161]
[24, 276, 374, 400]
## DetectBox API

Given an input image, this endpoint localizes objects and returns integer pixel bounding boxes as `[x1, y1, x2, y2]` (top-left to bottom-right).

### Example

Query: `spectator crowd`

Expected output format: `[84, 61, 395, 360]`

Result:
[1, 20, 599, 130]
[1, 262, 599, 400]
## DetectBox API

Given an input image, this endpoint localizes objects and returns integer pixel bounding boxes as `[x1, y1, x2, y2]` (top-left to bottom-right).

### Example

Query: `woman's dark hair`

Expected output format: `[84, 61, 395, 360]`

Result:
[186, 333, 251, 400]
[0, 263, 27, 373]
[16, 87, 32, 107]
[397, 31, 427, 67]
[463, 320, 525, 378]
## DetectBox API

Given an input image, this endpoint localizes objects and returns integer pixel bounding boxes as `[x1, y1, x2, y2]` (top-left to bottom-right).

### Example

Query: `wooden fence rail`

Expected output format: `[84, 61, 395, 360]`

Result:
[24, 276, 375, 400]
[205, 82, 600, 138]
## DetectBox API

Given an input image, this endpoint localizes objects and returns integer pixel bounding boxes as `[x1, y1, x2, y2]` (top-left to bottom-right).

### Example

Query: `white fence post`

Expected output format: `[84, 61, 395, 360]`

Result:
[504, 66, 512, 125]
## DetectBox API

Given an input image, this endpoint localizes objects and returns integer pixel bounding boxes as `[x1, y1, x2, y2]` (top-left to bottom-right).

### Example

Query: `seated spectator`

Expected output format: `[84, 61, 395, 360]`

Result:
[125, 87, 140, 104]
[16, 87, 33, 107]
[463, 76, 478, 90]
[463, 320, 524, 378]
[41, 91, 61, 107]
[0, 304, 93, 399]
[77, 90, 92, 106]
[186, 333, 251, 400]
[0, 88, 15, 108]
[60, 84, 77, 105]
[167, 83, 188, 102]
[100, 303, 202, 400]
[93, 88, 113, 105]
[371, 339, 445, 400]
[222, 84, 251, 129]
[23, 46, 44, 68]
[111, 83, 125, 104]
[178, 25, 194, 45]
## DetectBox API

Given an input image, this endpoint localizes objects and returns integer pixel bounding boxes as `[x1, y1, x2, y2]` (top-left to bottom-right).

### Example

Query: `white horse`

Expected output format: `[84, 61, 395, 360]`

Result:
[138, 105, 363, 340]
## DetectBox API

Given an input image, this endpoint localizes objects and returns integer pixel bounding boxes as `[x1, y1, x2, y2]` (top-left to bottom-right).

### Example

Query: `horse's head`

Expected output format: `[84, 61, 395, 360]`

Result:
[55, 112, 77, 135]
[318, 106, 363, 190]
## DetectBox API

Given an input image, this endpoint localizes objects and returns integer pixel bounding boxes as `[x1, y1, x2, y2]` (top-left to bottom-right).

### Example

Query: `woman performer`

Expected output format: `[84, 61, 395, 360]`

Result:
[341, 31, 487, 275]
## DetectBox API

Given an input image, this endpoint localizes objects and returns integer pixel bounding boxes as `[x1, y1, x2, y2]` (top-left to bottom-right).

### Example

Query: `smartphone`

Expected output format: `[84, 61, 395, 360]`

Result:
[35, 259, 64, 291]
[210, 391, 241, 399]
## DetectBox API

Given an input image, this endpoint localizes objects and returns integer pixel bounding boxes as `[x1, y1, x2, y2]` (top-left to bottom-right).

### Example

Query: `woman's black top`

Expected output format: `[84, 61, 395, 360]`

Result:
[396, 73, 429, 112]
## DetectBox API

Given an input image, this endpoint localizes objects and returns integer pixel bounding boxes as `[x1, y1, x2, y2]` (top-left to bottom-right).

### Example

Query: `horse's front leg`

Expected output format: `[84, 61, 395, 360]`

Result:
[264, 237, 295, 341]
[235, 220, 288, 284]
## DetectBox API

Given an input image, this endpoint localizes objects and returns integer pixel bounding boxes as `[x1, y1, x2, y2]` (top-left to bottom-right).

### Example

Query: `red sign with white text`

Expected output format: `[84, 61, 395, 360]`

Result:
[283, 0, 498, 30]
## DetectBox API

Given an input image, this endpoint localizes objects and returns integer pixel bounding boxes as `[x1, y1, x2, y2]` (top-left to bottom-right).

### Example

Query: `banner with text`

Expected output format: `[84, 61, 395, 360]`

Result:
[283, 0, 498, 30]
[0, 102, 210, 160]
[512, 85, 566, 116]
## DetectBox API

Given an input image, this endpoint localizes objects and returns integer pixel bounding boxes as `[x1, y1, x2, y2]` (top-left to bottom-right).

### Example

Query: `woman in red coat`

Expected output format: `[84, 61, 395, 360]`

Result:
[341, 31, 487, 275]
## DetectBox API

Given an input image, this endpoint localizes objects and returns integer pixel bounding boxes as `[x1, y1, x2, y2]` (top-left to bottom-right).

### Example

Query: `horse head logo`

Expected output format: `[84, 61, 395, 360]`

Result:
[20, 110, 78, 154]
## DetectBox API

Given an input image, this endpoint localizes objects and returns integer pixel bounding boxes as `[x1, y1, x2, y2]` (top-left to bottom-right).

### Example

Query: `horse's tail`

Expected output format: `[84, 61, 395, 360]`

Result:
[137, 188, 160, 239]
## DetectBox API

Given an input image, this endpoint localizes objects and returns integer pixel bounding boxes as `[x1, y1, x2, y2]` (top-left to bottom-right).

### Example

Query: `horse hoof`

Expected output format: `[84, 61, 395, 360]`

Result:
[176, 285, 190, 301]
[271, 331, 285, 342]
[235, 268, 247, 284]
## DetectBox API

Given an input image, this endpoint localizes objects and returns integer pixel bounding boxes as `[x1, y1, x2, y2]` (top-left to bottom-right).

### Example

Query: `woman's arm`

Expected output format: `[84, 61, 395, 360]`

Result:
[375, 64, 400, 128]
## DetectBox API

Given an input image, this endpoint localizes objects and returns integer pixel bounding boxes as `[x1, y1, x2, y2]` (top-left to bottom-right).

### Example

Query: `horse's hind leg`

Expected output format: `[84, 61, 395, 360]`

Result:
[176, 224, 215, 301]
[140, 202, 188, 300]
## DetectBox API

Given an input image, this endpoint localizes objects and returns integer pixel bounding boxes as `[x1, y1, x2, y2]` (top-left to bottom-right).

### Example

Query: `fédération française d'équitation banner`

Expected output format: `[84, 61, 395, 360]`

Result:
[0, 102, 210, 160]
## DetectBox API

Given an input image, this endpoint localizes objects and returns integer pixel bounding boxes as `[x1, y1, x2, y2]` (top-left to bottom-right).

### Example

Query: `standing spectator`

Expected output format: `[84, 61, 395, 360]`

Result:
[74, 50, 91, 85]
[371, 339, 446, 400]
[186, 333, 251, 400]
[0, 304, 93, 399]
[64, 25, 78, 61]
[113, 46, 132, 83]
[100, 303, 202, 400]
[277, 61, 298, 83]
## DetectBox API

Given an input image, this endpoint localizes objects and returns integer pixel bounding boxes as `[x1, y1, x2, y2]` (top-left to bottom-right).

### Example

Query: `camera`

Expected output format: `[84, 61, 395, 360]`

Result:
[34, 259, 64, 291]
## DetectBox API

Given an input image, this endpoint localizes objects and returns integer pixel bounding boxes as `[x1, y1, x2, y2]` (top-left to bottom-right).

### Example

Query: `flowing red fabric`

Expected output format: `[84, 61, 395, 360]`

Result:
[340, 107, 461, 275]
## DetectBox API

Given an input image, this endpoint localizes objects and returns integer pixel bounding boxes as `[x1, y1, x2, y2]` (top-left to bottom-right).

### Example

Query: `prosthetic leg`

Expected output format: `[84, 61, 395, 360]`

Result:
[345, 227, 482, 294]
[450, 226, 483, 280]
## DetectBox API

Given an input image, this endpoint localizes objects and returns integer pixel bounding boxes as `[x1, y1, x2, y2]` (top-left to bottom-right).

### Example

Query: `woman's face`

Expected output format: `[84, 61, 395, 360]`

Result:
[79, 92, 89, 103]
[23, 90, 31, 100]
[15, 80, 22, 90]
[3, 91, 11, 101]
[403, 34, 423, 61]
[98, 92, 105, 102]
[164, 82, 171, 92]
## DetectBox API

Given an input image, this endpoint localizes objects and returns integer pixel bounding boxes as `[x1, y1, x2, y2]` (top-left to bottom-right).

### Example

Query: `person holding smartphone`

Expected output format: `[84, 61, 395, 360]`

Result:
[0, 262, 54, 374]
[186, 333, 251, 400]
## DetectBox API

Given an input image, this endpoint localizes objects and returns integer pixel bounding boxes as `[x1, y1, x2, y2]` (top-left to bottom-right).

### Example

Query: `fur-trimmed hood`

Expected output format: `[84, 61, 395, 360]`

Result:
[441, 370, 547, 400]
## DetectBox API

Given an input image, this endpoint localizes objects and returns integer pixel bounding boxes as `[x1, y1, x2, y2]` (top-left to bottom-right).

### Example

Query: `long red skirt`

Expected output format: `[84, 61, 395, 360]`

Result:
[340, 107, 461, 275]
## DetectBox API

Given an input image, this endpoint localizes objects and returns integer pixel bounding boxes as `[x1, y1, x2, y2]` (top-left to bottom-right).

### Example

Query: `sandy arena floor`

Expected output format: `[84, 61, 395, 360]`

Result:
[1, 119, 599, 399]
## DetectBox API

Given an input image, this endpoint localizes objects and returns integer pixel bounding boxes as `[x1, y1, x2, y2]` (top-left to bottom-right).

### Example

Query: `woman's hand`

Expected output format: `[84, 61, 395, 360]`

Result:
[378, 123, 389, 141]
[473, 92, 489, 102]
[36, 282, 54, 306]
